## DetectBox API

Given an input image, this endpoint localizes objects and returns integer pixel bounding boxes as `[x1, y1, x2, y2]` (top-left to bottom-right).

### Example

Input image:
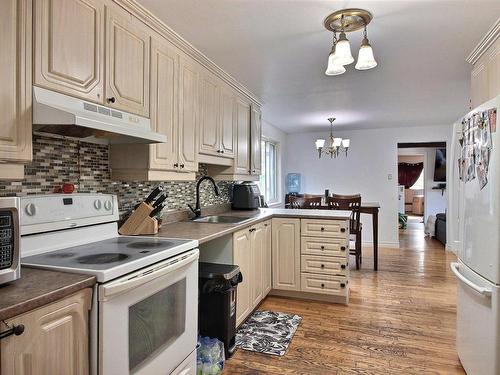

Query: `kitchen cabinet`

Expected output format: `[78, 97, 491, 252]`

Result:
[105, 1, 150, 117]
[250, 106, 262, 175]
[233, 220, 271, 326]
[469, 25, 500, 108]
[234, 97, 252, 175]
[34, 0, 105, 103]
[233, 228, 252, 326]
[109, 37, 197, 181]
[220, 85, 237, 157]
[272, 218, 301, 291]
[0, 289, 92, 375]
[0, 0, 32, 180]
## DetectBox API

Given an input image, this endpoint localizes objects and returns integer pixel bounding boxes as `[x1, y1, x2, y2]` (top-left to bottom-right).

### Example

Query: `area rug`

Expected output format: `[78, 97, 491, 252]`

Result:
[235, 310, 302, 356]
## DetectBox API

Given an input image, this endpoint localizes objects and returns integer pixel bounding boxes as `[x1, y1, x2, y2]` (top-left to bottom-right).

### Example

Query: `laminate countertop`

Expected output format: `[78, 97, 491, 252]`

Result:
[0, 267, 96, 321]
[156, 208, 352, 244]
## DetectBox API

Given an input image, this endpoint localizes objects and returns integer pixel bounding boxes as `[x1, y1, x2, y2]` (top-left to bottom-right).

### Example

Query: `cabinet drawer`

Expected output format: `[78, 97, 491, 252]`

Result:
[301, 219, 348, 238]
[301, 255, 347, 276]
[301, 236, 348, 257]
[300, 273, 348, 296]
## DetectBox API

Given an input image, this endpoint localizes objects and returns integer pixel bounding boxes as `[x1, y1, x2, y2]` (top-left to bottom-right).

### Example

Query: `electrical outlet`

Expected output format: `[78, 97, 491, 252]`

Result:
[388, 174, 393, 180]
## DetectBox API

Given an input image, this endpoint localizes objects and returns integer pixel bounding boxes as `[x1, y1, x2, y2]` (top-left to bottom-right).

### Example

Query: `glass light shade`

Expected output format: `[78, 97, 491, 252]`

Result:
[342, 138, 350, 148]
[325, 51, 346, 76]
[315, 139, 325, 149]
[355, 41, 377, 70]
[333, 33, 354, 66]
[333, 137, 342, 147]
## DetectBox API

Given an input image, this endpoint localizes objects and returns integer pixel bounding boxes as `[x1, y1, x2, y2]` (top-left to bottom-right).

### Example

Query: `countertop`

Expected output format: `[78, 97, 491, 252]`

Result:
[156, 208, 351, 244]
[0, 267, 96, 321]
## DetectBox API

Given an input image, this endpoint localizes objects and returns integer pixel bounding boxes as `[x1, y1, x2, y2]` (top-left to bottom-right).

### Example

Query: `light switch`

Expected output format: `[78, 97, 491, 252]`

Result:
[388, 174, 393, 180]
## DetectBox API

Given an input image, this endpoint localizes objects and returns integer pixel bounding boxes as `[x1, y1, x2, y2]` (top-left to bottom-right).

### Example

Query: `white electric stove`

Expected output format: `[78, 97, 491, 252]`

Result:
[20, 194, 199, 375]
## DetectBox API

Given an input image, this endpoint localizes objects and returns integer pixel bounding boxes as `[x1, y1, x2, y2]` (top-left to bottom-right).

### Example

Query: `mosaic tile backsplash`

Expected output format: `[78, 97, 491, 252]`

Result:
[0, 133, 234, 214]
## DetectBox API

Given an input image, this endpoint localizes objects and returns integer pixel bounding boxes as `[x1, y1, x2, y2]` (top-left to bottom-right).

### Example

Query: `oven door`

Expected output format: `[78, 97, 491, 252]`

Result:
[98, 249, 199, 375]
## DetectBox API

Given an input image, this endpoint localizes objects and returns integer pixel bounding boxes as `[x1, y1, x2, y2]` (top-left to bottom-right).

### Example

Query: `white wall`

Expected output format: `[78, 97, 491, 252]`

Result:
[285, 125, 453, 247]
[262, 120, 287, 206]
[398, 147, 448, 222]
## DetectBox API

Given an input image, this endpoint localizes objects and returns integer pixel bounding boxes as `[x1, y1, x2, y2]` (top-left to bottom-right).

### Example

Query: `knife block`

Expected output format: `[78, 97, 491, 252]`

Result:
[119, 202, 159, 235]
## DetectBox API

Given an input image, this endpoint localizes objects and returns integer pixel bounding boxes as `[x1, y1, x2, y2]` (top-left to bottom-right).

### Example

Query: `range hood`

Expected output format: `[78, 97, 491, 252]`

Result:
[33, 86, 166, 144]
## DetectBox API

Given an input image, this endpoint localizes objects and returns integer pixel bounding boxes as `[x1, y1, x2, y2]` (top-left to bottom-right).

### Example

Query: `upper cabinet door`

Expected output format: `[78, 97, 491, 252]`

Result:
[220, 85, 236, 158]
[234, 96, 251, 175]
[149, 36, 179, 171]
[250, 105, 262, 175]
[0, 0, 32, 164]
[34, 0, 104, 103]
[178, 55, 199, 172]
[106, 3, 150, 117]
[199, 72, 220, 156]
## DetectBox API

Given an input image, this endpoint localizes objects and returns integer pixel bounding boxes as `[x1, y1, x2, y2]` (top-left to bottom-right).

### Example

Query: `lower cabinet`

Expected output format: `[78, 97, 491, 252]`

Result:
[271, 218, 301, 291]
[233, 220, 271, 326]
[0, 288, 92, 375]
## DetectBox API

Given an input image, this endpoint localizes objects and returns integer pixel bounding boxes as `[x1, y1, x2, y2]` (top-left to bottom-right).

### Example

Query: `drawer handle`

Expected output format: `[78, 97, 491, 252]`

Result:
[320, 264, 325, 268]
[340, 282, 346, 288]
[341, 264, 346, 269]
[321, 283, 325, 288]
[0, 324, 25, 340]
[320, 227, 325, 231]
[320, 245, 325, 250]
[107, 96, 116, 104]
[340, 246, 346, 251]
[341, 228, 346, 233]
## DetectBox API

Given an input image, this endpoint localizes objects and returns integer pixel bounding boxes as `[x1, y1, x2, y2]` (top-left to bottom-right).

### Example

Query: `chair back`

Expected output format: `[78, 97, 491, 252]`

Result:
[289, 196, 322, 209]
[327, 194, 361, 231]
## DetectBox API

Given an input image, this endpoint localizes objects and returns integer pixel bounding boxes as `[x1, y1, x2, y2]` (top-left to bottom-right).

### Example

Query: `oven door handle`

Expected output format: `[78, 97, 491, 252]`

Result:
[99, 249, 199, 300]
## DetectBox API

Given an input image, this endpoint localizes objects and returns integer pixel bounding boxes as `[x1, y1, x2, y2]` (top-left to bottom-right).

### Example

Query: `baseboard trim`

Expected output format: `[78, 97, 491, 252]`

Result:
[361, 241, 399, 249]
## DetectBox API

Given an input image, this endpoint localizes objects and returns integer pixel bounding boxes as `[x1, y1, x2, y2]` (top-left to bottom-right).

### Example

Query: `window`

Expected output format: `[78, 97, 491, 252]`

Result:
[258, 139, 279, 204]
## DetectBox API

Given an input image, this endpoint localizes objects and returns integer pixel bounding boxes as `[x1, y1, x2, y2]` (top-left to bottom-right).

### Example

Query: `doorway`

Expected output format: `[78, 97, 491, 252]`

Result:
[397, 142, 447, 248]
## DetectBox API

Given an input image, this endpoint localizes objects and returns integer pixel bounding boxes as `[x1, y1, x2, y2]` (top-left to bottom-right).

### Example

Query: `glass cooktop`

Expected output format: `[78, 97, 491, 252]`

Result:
[22, 236, 196, 282]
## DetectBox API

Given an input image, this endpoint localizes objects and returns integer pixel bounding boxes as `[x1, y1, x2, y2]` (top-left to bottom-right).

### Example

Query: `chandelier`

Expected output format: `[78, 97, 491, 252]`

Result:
[315, 118, 350, 158]
[324, 8, 377, 76]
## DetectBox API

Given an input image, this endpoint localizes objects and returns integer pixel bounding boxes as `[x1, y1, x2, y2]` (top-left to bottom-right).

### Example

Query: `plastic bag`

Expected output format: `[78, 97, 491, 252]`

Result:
[197, 336, 225, 375]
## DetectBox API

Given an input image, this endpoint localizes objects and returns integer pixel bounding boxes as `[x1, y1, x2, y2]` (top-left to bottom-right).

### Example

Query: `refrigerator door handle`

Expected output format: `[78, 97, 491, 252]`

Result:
[450, 262, 492, 297]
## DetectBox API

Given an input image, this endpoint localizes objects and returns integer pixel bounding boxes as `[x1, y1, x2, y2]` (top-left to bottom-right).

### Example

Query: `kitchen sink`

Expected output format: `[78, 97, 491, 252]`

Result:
[192, 215, 253, 224]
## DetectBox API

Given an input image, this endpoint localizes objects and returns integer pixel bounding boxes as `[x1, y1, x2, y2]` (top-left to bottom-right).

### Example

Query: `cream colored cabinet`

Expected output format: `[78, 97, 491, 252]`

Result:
[220, 85, 236, 157]
[250, 223, 264, 307]
[109, 36, 197, 180]
[233, 228, 252, 326]
[105, 1, 150, 117]
[0, 289, 92, 375]
[234, 96, 251, 175]
[34, 0, 105, 103]
[262, 221, 272, 296]
[250, 105, 262, 176]
[199, 72, 221, 155]
[0, 0, 32, 180]
[272, 218, 301, 291]
[469, 28, 500, 108]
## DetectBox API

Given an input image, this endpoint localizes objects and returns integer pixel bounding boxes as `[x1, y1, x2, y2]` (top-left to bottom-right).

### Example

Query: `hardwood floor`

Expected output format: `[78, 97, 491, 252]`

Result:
[225, 227, 465, 374]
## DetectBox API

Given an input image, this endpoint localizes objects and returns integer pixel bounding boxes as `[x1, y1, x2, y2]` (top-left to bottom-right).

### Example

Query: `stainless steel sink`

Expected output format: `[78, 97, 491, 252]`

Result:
[192, 215, 253, 224]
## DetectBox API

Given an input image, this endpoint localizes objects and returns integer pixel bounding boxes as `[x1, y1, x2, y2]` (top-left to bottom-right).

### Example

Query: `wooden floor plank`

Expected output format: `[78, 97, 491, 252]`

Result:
[224, 222, 465, 374]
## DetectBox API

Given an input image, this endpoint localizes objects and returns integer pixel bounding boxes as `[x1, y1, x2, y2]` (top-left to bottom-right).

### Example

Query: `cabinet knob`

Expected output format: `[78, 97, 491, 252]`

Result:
[107, 97, 116, 104]
[340, 246, 346, 251]
[0, 324, 24, 340]
[341, 264, 346, 269]
[216, 150, 221, 153]
[340, 282, 346, 288]
[321, 283, 325, 288]
[320, 227, 325, 232]
[320, 264, 325, 268]
[180, 164, 185, 169]
[173, 163, 179, 168]
[221, 150, 225, 154]
[320, 245, 325, 250]
[341, 228, 346, 233]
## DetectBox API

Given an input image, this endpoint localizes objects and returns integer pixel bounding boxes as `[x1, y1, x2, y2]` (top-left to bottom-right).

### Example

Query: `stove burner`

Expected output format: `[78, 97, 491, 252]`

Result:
[126, 241, 173, 249]
[76, 253, 129, 264]
[46, 252, 77, 258]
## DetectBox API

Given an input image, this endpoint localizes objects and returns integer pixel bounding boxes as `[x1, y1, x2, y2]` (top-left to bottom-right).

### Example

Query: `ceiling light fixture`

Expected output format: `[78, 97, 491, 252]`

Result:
[323, 8, 377, 75]
[315, 118, 350, 159]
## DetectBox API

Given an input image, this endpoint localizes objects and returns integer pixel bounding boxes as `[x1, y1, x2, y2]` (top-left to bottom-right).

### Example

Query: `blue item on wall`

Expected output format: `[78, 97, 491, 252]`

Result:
[286, 173, 301, 193]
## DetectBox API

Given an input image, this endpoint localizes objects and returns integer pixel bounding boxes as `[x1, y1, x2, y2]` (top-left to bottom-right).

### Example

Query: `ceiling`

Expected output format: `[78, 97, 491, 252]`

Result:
[137, 0, 500, 133]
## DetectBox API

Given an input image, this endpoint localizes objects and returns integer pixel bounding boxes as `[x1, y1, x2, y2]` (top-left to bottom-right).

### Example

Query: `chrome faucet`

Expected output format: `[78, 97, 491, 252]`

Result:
[188, 176, 220, 218]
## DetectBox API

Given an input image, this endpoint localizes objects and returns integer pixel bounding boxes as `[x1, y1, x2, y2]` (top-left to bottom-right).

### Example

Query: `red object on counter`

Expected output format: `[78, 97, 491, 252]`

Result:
[62, 183, 75, 194]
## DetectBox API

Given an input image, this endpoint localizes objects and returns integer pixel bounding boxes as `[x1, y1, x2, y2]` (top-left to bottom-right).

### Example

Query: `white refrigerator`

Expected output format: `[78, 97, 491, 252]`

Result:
[450, 95, 500, 375]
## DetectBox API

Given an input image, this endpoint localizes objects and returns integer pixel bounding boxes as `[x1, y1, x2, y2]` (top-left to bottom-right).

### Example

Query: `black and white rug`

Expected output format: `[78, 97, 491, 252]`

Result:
[235, 310, 302, 356]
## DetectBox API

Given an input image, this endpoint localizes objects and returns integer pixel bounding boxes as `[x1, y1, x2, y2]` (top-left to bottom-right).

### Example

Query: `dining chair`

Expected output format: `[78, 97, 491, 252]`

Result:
[326, 194, 362, 269]
[289, 196, 322, 209]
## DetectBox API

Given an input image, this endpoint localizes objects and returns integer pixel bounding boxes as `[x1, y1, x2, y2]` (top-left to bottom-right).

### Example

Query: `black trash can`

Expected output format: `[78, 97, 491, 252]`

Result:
[198, 262, 242, 358]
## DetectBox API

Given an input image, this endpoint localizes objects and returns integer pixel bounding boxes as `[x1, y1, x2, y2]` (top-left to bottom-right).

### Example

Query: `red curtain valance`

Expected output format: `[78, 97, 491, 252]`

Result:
[398, 162, 423, 189]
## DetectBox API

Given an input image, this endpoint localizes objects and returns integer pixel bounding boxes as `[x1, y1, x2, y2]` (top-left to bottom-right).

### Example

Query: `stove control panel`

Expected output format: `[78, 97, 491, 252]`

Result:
[20, 194, 119, 235]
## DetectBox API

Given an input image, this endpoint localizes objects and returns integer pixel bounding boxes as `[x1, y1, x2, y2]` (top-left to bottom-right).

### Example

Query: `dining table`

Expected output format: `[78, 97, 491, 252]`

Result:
[285, 200, 381, 271]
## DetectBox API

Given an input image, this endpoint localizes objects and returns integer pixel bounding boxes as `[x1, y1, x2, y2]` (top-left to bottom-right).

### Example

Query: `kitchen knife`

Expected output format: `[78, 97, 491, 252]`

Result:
[144, 185, 164, 205]
[150, 204, 165, 218]
[153, 193, 168, 208]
